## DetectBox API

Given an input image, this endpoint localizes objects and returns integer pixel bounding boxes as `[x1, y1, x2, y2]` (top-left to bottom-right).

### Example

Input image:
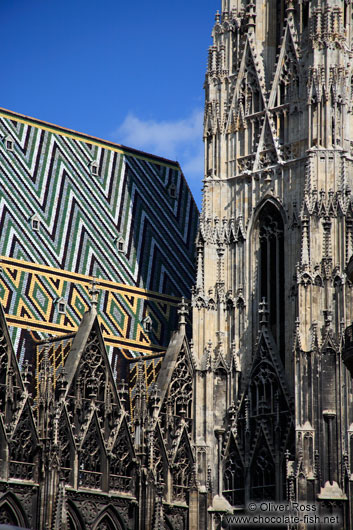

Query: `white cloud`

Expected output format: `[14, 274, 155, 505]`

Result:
[112, 109, 204, 207]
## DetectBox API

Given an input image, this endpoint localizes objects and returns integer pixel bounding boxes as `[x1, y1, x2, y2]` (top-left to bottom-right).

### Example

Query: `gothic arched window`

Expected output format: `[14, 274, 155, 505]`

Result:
[223, 438, 244, 506]
[68, 502, 85, 530]
[250, 443, 276, 501]
[258, 202, 285, 358]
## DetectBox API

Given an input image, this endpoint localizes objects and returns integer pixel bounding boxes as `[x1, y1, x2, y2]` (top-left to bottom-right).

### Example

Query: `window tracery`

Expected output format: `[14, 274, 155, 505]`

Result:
[250, 443, 276, 501]
[9, 411, 36, 481]
[250, 362, 278, 417]
[223, 438, 244, 506]
[276, 51, 299, 107]
[153, 428, 167, 484]
[77, 332, 106, 401]
[67, 330, 120, 437]
[59, 411, 72, 483]
[160, 348, 193, 433]
[109, 426, 135, 493]
[79, 424, 102, 489]
[172, 437, 192, 502]
[239, 54, 263, 117]
[258, 202, 285, 355]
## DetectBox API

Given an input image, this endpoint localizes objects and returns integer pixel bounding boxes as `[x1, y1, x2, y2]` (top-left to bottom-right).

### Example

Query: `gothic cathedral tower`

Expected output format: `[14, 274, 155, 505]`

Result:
[192, 0, 353, 527]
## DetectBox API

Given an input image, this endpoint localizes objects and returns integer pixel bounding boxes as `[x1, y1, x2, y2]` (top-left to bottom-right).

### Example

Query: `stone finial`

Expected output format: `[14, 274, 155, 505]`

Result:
[118, 379, 129, 408]
[178, 297, 189, 330]
[56, 367, 68, 400]
[149, 383, 160, 417]
[22, 360, 32, 392]
[259, 297, 269, 326]
[285, 0, 295, 16]
[89, 278, 100, 307]
[323, 309, 332, 328]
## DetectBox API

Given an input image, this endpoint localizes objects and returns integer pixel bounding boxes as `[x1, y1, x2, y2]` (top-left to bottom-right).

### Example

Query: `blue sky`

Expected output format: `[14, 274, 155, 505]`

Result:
[2, 0, 218, 208]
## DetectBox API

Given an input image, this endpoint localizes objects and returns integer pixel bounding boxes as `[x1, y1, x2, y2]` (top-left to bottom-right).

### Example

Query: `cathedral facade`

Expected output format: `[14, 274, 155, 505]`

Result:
[1, 0, 353, 529]
[192, 0, 353, 527]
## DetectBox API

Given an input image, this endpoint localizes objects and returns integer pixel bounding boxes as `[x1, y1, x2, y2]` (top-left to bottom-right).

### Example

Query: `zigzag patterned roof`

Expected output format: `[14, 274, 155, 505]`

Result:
[0, 108, 199, 378]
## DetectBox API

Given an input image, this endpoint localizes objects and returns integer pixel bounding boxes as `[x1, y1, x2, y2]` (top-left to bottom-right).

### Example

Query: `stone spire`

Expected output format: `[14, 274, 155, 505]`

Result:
[193, 0, 353, 524]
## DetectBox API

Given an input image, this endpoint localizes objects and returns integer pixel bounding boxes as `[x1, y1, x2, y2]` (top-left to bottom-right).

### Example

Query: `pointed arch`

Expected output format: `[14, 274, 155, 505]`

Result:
[67, 500, 85, 530]
[79, 412, 107, 490]
[0, 492, 29, 528]
[58, 405, 76, 485]
[171, 428, 194, 503]
[234, 324, 294, 503]
[109, 416, 136, 494]
[250, 196, 287, 239]
[250, 432, 276, 501]
[152, 422, 169, 485]
[93, 506, 125, 530]
[9, 399, 38, 481]
[158, 337, 194, 424]
[270, 23, 300, 109]
[223, 433, 245, 507]
[251, 198, 286, 358]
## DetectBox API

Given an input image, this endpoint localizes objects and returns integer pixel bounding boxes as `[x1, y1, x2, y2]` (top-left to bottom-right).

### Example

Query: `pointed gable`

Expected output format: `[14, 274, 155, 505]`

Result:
[0, 304, 24, 415]
[232, 321, 294, 504]
[270, 23, 301, 108]
[151, 422, 169, 483]
[227, 37, 266, 127]
[254, 114, 280, 171]
[58, 405, 76, 483]
[171, 427, 194, 503]
[108, 415, 136, 494]
[157, 329, 194, 423]
[223, 432, 245, 507]
[79, 411, 106, 490]
[63, 307, 121, 434]
[250, 429, 276, 501]
[64, 308, 117, 400]
[244, 328, 293, 414]
[9, 398, 39, 482]
[0, 305, 39, 483]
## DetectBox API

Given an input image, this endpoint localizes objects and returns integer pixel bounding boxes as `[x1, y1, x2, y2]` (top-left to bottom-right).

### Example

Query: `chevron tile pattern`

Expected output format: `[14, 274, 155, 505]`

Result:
[0, 109, 198, 367]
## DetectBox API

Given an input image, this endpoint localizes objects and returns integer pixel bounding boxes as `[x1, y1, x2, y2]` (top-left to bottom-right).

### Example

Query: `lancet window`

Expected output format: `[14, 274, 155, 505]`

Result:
[0, 500, 25, 527]
[59, 412, 72, 484]
[9, 413, 36, 481]
[250, 443, 276, 501]
[109, 428, 135, 494]
[0, 505, 18, 526]
[258, 202, 285, 356]
[223, 439, 244, 506]
[77, 332, 106, 401]
[160, 349, 193, 431]
[250, 362, 278, 417]
[172, 440, 192, 502]
[79, 426, 103, 490]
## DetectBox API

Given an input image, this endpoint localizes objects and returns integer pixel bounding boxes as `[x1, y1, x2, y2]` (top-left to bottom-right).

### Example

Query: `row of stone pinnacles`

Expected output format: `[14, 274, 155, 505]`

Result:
[0, 300, 196, 530]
